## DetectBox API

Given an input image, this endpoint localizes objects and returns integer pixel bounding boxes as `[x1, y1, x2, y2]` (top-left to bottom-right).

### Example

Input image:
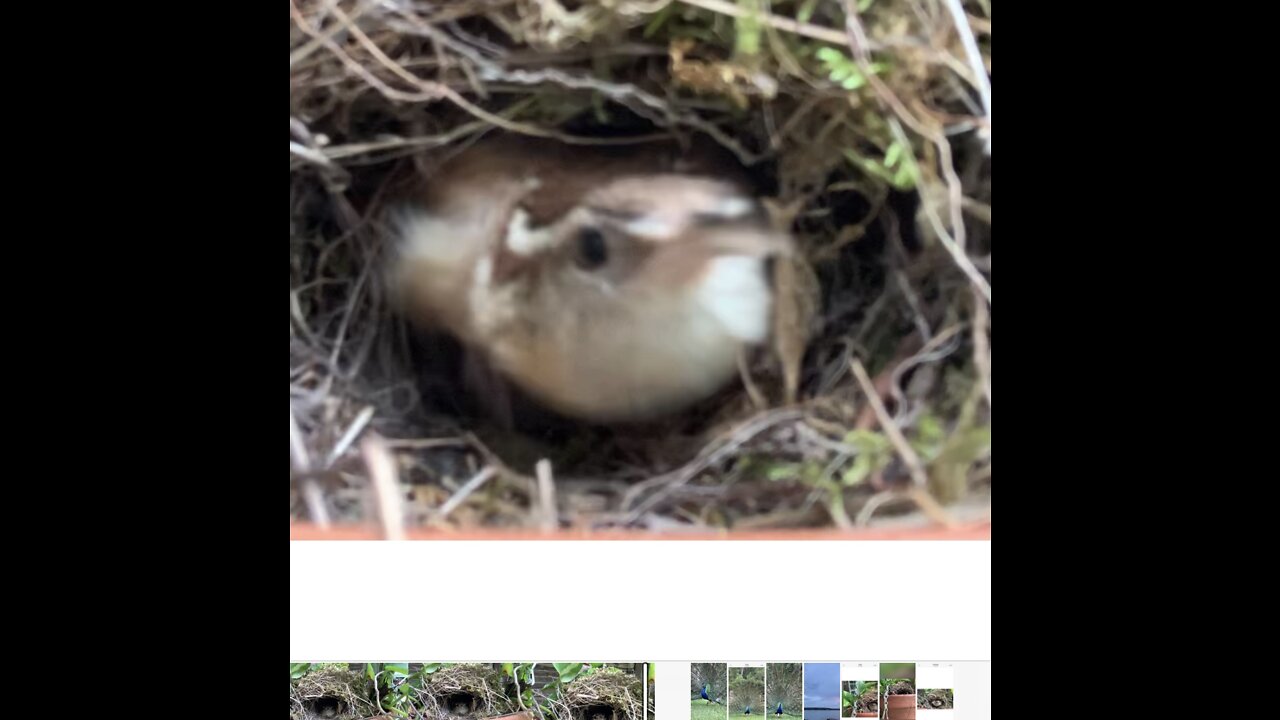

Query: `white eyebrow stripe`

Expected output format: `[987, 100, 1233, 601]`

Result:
[713, 197, 755, 218]
[603, 191, 757, 240]
[621, 215, 680, 239]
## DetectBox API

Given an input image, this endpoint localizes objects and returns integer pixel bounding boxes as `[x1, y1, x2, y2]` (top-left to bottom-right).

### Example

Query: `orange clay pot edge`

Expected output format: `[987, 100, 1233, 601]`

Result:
[288, 521, 990, 541]
[885, 694, 917, 720]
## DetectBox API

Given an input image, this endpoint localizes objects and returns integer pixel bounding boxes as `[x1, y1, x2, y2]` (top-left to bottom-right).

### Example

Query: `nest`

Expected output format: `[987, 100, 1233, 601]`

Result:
[856, 689, 878, 714]
[289, 0, 992, 532]
[290, 666, 376, 720]
[885, 681, 915, 696]
[916, 689, 953, 709]
[552, 667, 644, 720]
[417, 664, 516, 719]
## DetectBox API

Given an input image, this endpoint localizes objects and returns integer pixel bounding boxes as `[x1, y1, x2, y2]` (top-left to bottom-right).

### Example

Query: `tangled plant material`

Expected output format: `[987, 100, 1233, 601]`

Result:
[885, 681, 915, 696]
[550, 667, 644, 720]
[857, 689, 879, 714]
[417, 664, 517, 719]
[916, 689, 953, 709]
[288, 0, 992, 533]
[290, 666, 376, 720]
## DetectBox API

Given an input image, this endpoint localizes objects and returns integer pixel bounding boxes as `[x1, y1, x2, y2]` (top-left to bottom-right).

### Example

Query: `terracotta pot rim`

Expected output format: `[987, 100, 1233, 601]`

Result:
[289, 520, 991, 541]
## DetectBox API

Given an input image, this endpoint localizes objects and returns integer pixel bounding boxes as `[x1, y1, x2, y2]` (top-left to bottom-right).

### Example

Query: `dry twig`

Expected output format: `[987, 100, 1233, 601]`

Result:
[360, 432, 406, 540]
[290, 407, 330, 526]
[536, 458, 558, 531]
[850, 359, 957, 527]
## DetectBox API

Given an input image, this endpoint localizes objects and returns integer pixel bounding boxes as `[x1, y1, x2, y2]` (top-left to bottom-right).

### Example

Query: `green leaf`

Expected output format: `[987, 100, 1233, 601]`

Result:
[766, 464, 799, 481]
[398, 683, 415, 696]
[916, 412, 944, 445]
[735, 0, 763, 57]
[502, 663, 514, 677]
[423, 663, 443, 674]
[366, 663, 379, 680]
[843, 148, 907, 189]
[642, 3, 675, 38]
[815, 47, 841, 64]
[554, 663, 585, 683]
[891, 159, 918, 190]
[798, 0, 821, 23]
[290, 663, 313, 680]
[857, 0, 874, 11]
[839, 430, 892, 485]
[386, 663, 409, 676]
[844, 429, 889, 452]
[841, 454, 873, 486]
[841, 74, 866, 90]
[884, 142, 903, 169]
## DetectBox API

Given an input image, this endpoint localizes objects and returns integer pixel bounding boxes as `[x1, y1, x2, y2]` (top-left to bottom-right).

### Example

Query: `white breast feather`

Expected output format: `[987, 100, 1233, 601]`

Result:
[391, 207, 473, 265]
[694, 255, 772, 343]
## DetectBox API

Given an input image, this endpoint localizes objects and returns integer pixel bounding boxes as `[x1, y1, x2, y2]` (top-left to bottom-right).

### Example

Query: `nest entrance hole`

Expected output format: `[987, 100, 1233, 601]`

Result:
[575, 703, 618, 720]
[444, 691, 479, 715]
[305, 696, 347, 718]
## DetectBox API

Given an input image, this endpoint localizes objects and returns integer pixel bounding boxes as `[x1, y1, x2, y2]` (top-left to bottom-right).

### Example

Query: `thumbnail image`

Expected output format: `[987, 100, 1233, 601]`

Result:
[692, 663, 728, 720]
[766, 663, 802, 718]
[841, 681, 878, 717]
[728, 667, 765, 716]
[647, 665, 654, 720]
[877, 664, 916, 720]
[915, 689, 953, 710]
[802, 664, 840, 720]
[288, 662, 647, 720]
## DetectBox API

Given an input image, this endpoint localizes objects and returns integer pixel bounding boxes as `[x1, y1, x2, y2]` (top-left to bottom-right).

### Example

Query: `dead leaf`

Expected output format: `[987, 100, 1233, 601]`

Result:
[769, 249, 820, 405]
[762, 198, 817, 405]
[669, 38, 777, 109]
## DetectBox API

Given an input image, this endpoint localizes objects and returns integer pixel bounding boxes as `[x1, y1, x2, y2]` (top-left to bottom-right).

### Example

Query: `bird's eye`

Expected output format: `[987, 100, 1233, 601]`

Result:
[574, 226, 609, 270]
